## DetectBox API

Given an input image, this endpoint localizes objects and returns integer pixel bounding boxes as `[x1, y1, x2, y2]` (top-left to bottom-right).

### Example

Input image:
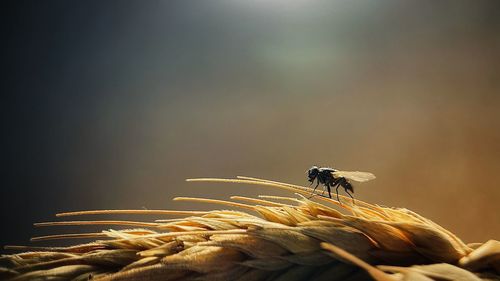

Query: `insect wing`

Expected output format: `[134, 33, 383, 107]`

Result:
[332, 171, 376, 182]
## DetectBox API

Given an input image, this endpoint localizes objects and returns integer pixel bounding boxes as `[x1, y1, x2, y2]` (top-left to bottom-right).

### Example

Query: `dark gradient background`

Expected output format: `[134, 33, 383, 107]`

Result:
[2, 1, 500, 248]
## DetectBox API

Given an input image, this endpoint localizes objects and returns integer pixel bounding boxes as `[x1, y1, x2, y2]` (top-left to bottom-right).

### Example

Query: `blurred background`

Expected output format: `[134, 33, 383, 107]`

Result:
[2, 1, 500, 247]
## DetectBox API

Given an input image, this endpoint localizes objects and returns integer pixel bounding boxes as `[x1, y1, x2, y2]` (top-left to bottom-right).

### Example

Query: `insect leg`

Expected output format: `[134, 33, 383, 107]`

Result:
[311, 178, 319, 192]
[326, 183, 332, 198]
[307, 192, 317, 199]
[345, 189, 355, 205]
[335, 183, 341, 203]
[308, 178, 321, 198]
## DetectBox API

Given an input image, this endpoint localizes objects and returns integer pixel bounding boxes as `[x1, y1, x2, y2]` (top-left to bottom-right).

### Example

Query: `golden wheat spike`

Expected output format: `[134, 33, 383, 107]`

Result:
[1, 177, 498, 281]
[56, 209, 209, 217]
[230, 196, 293, 207]
[34, 220, 161, 228]
[30, 232, 108, 242]
[172, 196, 257, 211]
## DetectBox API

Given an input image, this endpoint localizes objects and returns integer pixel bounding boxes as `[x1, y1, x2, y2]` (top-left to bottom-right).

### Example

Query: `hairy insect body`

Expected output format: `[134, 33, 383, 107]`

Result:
[307, 166, 374, 203]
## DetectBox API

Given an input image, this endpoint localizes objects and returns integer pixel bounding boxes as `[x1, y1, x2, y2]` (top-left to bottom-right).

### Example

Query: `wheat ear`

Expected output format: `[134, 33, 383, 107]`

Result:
[1, 176, 499, 280]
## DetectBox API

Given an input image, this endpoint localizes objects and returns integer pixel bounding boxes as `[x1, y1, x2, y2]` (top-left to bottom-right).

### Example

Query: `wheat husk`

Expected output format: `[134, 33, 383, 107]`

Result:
[1, 176, 499, 280]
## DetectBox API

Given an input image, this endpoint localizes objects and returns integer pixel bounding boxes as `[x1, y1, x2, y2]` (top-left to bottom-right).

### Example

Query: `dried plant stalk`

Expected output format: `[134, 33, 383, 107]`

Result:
[1, 176, 499, 281]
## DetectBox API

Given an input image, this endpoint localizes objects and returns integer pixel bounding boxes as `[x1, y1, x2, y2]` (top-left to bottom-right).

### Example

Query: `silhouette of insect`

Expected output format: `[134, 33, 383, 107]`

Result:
[307, 165, 375, 203]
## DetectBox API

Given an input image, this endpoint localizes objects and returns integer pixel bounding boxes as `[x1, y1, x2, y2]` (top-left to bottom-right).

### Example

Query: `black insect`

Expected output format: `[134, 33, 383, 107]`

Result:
[307, 165, 375, 203]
